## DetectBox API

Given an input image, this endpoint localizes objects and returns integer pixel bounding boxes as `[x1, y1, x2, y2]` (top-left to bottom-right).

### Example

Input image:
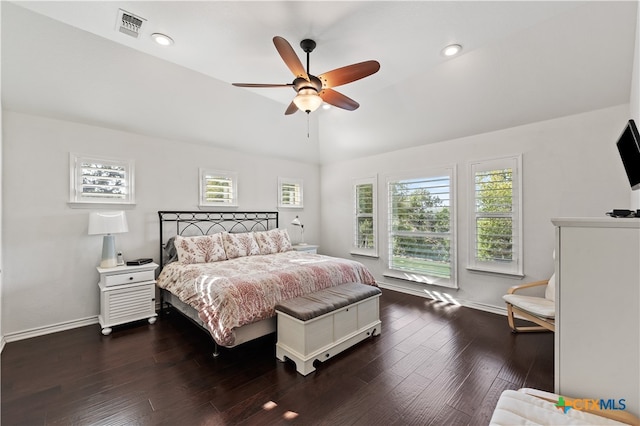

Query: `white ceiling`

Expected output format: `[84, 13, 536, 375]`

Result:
[2, 1, 637, 164]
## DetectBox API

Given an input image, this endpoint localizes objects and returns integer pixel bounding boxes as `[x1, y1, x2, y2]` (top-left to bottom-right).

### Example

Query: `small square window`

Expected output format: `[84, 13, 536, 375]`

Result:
[278, 177, 303, 208]
[69, 153, 135, 205]
[200, 169, 238, 207]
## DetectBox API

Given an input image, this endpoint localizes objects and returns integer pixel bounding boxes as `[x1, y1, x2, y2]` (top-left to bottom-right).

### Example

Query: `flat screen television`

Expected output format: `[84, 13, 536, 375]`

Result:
[616, 119, 640, 190]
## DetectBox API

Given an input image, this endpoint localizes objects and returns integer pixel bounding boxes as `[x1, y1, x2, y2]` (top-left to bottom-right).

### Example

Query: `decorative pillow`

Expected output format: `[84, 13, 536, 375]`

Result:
[222, 232, 260, 259]
[545, 273, 556, 302]
[255, 229, 293, 255]
[164, 236, 179, 264]
[174, 234, 227, 264]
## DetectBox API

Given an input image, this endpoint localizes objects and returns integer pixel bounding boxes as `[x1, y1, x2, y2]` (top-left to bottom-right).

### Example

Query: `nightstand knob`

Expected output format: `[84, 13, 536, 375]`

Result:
[129, 276, 134, 280]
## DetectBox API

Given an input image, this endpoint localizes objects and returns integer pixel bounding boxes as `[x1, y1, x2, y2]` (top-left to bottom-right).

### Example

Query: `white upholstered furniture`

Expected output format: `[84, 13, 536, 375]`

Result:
[502, 274, 555, 333]
[490, 388, 639, 425]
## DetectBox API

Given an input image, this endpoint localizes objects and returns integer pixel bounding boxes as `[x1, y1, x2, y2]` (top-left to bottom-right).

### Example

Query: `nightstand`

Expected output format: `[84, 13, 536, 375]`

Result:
[292, 244, 319, 254]
[97, 262, 159, 335]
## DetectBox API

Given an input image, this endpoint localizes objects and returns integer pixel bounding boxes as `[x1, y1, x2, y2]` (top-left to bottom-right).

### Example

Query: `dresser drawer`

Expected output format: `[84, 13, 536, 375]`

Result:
[102, 270, 155, 287]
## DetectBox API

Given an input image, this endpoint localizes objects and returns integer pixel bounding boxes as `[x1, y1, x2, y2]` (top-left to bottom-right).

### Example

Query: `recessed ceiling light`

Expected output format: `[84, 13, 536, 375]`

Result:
[442, 44, 462, 57]
[151, 33, 174, 46]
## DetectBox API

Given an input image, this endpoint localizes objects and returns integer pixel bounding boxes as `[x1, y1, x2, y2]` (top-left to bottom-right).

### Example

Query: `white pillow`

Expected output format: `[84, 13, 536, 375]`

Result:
[254, 229, 293, 255]
[545, 273, 556, 301]
[222, 232, 260, 259]
[174, 234, 227, 264]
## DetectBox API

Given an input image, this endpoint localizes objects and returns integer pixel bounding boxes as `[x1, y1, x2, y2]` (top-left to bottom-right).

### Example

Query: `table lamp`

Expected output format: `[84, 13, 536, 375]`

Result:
[88, 211, 129, 268]
[291, 215, 306, 245]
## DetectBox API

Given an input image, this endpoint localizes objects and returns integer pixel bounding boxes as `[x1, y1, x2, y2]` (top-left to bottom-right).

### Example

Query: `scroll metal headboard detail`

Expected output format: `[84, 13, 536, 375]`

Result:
[158, 211, 279, 269]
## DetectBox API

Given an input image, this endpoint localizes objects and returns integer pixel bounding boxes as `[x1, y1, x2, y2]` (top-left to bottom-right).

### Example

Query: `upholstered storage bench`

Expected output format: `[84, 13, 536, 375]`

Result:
[275, 282, 382, 376]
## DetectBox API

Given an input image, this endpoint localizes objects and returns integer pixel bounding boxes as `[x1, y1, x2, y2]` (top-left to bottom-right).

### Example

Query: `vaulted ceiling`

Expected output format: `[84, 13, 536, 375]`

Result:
[2, 1, 637, 164]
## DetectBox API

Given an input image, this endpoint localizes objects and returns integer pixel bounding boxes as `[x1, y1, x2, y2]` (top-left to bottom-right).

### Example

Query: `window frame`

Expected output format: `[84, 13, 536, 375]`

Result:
[384, 166, 457, 289]
[351, 176, 378, 257]
[199, 168, 238, 208]
[277, 177, 304, 209]
[467, 155, 523, 277]
[69, 153, 135, 206]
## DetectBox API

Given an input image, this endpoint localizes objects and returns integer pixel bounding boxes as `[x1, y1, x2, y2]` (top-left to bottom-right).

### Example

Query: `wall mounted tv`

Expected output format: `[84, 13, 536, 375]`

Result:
[616, 119, 640, 190]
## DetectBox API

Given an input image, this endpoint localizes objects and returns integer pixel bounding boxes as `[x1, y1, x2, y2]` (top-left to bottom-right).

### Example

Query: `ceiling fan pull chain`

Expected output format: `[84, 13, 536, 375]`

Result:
[307, 114, 310, 138]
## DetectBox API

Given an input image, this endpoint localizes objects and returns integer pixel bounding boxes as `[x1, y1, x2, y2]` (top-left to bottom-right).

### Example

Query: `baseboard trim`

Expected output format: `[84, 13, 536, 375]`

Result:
[377, 281, 508, 317]
[2, 287, 508, 344]
[4, 316, 99, 343]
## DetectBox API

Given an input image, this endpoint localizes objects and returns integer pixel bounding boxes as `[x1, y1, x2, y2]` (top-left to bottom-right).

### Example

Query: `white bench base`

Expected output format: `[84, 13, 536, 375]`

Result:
[275, 294, 381, 376]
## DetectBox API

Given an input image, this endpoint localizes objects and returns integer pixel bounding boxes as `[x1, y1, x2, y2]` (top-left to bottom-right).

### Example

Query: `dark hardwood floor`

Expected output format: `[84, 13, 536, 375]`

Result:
[2, 289, 553, 425]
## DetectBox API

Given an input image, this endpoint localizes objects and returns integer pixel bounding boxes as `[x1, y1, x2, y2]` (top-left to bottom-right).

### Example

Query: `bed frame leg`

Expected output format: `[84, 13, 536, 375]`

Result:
[212, 343, 220, 358]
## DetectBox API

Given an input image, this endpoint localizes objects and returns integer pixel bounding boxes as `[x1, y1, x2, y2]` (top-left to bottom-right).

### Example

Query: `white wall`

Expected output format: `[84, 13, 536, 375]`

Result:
[631, 3, 640, 209]
[1, 110, 320, 338]
[320, 104, 631, 311]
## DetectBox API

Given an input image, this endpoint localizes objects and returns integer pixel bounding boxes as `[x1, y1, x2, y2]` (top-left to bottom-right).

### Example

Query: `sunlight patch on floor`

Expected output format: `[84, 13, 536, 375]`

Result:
[424, 289, 460, 306]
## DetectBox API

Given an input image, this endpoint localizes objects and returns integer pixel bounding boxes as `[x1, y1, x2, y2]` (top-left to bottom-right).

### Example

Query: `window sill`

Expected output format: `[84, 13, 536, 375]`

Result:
[68, 202, 136, 209]
[198, 204, 238, 210]
[466, 266, 524, 279]
[383, 269, 458, 289]
[350, 250, 379, 259]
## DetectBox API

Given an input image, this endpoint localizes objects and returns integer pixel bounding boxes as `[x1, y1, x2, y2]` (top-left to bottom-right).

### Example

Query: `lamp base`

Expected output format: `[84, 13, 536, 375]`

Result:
[100, 234, 118, 268]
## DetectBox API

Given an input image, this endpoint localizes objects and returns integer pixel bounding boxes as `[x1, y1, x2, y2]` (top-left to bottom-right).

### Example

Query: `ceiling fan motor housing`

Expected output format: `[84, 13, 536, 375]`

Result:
[293, 76, 322, 94]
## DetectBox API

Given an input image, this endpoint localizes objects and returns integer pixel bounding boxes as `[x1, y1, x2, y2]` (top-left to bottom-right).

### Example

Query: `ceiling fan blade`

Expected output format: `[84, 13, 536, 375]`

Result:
[232, 83, 293, 88]
[318, 60, 380, 89]
[284, 101, 299, 115]
[319, 88, 359, 111]
[273, 36, 309, 81]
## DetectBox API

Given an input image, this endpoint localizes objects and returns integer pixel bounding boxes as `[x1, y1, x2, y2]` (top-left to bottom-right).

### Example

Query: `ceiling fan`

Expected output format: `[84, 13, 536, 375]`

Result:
[233, 36, 380, 115]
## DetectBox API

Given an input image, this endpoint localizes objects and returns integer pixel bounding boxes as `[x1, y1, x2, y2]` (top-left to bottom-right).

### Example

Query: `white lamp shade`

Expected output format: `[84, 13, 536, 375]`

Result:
[88, 211, 129, 235]
[291, 216, 303, 227]
[293, 89, 323, 113]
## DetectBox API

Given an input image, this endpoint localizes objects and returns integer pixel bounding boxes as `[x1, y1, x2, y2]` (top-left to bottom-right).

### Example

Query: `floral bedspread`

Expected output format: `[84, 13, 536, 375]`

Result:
[157, 251, 377, 346]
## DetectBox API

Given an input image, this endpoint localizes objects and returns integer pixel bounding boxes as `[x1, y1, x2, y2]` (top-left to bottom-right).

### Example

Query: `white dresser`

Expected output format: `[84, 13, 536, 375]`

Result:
[552, 218, 639, 417]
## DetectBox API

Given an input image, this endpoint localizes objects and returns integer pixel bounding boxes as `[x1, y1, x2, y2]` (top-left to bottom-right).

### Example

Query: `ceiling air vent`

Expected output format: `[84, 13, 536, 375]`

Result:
[116, 9, 146, 38]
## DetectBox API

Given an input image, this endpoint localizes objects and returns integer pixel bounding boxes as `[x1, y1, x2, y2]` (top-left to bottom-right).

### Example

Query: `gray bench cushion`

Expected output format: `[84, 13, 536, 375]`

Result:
[275, 282, 381, 321]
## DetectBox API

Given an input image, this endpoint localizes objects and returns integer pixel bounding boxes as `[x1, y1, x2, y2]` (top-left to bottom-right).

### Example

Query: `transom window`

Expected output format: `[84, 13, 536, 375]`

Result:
[69, 153, 135, 205]
[278, 177, 303, 208]
[199, 169, 238, 207]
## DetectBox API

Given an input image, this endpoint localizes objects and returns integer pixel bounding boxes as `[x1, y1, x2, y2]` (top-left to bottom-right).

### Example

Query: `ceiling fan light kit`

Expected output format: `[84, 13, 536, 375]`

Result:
[293, 89, 323, 113]
[233, 36, 380, 115]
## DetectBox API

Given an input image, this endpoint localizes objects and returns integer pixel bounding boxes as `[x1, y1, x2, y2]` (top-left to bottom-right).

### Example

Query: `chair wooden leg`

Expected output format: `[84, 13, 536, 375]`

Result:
[506, 304, 517, 332]
[507, 305, 555, 333]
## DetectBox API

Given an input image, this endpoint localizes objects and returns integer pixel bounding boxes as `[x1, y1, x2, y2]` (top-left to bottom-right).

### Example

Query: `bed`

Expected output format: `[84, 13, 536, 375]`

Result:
[157, 211, 377, 355]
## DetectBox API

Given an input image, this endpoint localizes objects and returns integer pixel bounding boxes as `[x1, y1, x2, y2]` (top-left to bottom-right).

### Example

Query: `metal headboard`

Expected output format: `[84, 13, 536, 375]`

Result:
[158, 211, 279, 269]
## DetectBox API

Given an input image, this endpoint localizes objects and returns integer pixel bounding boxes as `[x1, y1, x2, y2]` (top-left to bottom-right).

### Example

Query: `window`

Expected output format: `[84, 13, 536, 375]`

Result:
[69, 153, 135, 205]
[469, 155, 522, 276]
[199, 169, 238, 207]
[386, 167, 456, 288]
[278, 177, 303, 208]
[352, 177, 377, 257]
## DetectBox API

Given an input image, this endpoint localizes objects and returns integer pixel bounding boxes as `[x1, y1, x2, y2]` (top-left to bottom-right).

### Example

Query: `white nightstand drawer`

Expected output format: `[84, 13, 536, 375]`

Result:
[103, 269, 155, 287]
